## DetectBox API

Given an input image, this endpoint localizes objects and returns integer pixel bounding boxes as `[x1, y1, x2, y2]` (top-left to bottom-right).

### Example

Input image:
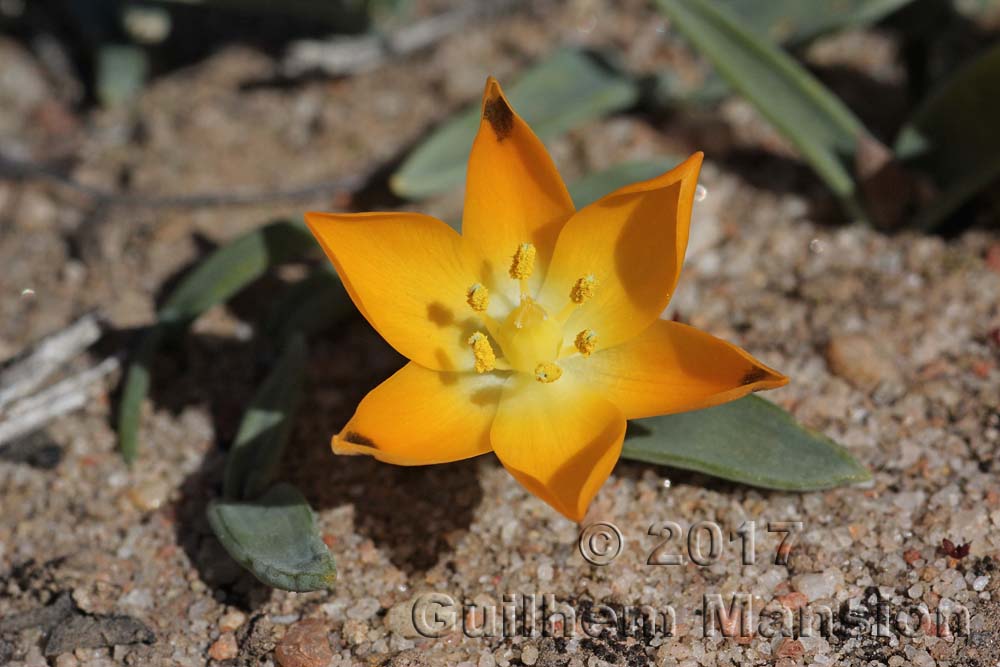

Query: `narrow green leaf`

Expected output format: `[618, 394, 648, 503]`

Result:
[654, 0, 869, 221]
[207, 483, 337, 592]
[621, 395, 870, 491]
[96, 45, 148, 107]
[895, 44, 1000, 229]
[263, 268, 354, 349]
[116, 324, 169, 464]
[224, 336, 308, 500]
[390, 48, 639, 199]
[118, 220, 316, 462]
[567, 158, 682, 209]
[159, 220, 315, 324]
[718, 0, 915, 46]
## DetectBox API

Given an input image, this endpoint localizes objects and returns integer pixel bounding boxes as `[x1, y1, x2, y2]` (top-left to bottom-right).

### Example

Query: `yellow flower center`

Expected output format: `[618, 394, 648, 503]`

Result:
[465, 243, 599, 382]
[496, 297, 564, 374]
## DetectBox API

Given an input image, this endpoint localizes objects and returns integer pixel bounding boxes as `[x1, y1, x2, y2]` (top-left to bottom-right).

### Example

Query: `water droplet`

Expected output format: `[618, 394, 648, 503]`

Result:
[808, 239, 825, 254]
[20, 288, 35, 299]
[694, 184, 707, 202]
[662, 479, 671, 489]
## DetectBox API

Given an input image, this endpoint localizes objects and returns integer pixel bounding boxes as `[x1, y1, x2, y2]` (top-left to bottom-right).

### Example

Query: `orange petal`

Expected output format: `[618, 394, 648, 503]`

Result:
[490, 375, 625, 522]
[462, 77, 575, 304]
[562, 319, 788, 419]
[537, 153, 703, 350]
[333, 362, 502, 465]
[305, 211, 479, 372]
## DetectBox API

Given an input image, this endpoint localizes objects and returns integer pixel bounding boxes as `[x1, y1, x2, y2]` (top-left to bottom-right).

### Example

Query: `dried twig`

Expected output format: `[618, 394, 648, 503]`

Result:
[0, 153, 368, 211]
[0, 312, 102, 409]
[0, 356, 120, 446]
[282, 0, 522, 77]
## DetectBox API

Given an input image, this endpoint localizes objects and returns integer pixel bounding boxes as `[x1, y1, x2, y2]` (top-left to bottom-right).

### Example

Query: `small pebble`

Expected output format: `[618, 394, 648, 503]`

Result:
[208, 633, 238, 661]
[826, 333, 902, 391]
[219, 610, 247, 633]
[385, 600, 420, 638]
[347, 596, 380, 621]
[521, 644, 539, 665]
[775, 639, 803, 659]
[342, 619, 368, 646]
[127, 479, 170, 512]
[274, 619, 333, 667]
[972, 575, 990, 592]
[793, 570, 843, 601]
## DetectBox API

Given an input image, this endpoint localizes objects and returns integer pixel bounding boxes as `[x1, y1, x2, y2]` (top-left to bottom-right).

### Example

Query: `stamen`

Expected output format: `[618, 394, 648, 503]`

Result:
[570, 274, 598, 303]
[558, 274, 599, 322]
[534, 361, 563, 383]
[468, 332, 496, 373]
[466, 283, 490, 312]
[574, 329, 597, 357]
[509, 243, 536, 280]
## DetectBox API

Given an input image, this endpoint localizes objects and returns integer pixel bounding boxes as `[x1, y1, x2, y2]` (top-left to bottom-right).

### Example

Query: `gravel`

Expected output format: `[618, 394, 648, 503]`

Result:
[2, 2, 1000, 666]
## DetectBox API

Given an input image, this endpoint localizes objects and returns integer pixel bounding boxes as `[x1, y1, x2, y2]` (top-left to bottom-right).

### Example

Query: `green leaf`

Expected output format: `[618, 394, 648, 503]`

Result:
[117, 324, 169, 464]
[206, 483, 337, 592]
[621, 395, 870, 491]
[567, 157, 682, 209]
[118, 220, 316, 462]
[718, 0, 915, 46]
[263, 268, 354, 349]
[224, 335, 308, 500]
[159, 220, 315, 325]
[390, 48, 639, 199]
[96, 45, 148, 107]
[895, 44, 1000, 230]
[654, 0, 869, 221]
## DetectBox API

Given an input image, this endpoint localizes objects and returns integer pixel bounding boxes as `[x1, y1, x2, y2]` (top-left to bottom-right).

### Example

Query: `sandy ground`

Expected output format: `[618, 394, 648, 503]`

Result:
[2, 2, 1000, 666]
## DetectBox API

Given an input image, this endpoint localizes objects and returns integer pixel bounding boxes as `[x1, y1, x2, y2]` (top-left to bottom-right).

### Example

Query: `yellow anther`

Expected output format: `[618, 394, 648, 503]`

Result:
[509, 243, 537, 280]
[570, 274, 598, 304]
[468, 332, 496, 373]
[466, 283, 490, 312]
[574, 329, 597, 357]
[534, 361, 563, 383]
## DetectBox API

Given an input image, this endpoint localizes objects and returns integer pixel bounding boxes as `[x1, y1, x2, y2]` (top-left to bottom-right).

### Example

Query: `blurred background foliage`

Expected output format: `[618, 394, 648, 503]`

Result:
[2, 0, 995, 590]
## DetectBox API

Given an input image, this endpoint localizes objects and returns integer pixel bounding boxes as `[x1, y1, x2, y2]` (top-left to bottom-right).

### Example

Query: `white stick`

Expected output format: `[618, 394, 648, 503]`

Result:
[0, 357, 119, 446]
[0, 313, 102, 409]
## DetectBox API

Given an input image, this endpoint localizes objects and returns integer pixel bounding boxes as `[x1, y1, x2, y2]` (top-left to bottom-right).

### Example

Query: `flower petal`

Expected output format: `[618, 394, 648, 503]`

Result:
[333, 362, 503, 465]
[490, 375, 625, 522]
[563, 319, 788, 419]
[537, 153, 703, 350]
[305, 211, 479, 371]
[462, 77, 575, 303]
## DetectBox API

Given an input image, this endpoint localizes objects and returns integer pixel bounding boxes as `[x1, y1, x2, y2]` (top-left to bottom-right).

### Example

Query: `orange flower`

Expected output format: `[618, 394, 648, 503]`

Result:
[305, 78, 787, 522]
